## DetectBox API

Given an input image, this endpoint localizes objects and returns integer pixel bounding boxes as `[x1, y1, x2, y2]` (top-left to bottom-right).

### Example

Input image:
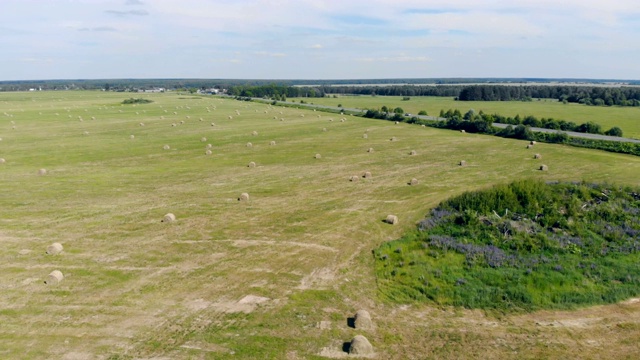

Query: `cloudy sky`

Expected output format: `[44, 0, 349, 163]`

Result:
[1, 0, 639, 81]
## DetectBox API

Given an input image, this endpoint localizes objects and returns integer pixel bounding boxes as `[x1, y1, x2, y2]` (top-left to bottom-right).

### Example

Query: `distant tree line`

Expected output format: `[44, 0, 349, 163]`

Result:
[226, 84, 324, 100]
[457, 85, 640, 106]
[315, 85, 462, 97]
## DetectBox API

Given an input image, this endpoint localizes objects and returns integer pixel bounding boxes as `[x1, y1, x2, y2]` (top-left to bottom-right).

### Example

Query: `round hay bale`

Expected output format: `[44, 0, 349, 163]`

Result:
[354, 309, 373, 329]
[410, 178, 419, 186]
[530, 141, 537, 145]
[38, 168, 47, 176]
[0, 158, 5, 164]
[228, 115, 233, 120]
[206, 143, 213, 149]
[314, 153, 322, 159]
[421, 124, 426, 127]
[349, 335, 373, 355]
[246, 142, 253, 147]
[363, 171, 372, 179]
[83, 131, 89, 135]
[239, 192, 250, 201]
[201, 137, 207, 142]
[252, 131, 258, 136]
[162, 213, 176, 222]
[459, 160, 466, 166]
[540, 164, 549, 171]
[390, 137, 397, 141]
[350, 175, 359, 182]
[461, 130, 466, 133]
[139, 122, 145, 126]
[180, 120, 185, 124]
[46, 243, 63, 255]
[248, 161, 256, 168]
[171, 123, 177, 127]
[45, 270, 64, 285]
[385, 215, 399, 225]
[205, 149, 212, 155]
[341, 118, 345, 122]
[362, 133, 368, 139]
[367, 148, 374, 153]
[534, 154, 542, 159]
[526, 144, 533, 149]
[395, 121, 399, 125]
[322, 128, 327, 132]
[410, 150, 417, 156]
[270, 140, 276, 146]
[163, 144, 170, 150]
[211, 122, 215, 126]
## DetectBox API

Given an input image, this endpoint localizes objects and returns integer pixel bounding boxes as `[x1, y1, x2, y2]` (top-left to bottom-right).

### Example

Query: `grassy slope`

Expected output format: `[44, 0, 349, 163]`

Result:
[0, 91, 639, 359]
[289, 95, 640, 139]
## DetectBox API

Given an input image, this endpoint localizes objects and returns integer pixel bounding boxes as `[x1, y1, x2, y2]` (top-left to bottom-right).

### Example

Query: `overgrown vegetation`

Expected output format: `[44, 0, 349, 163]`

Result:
[375, 180, 640, 311]
[122, 97, 153, 104]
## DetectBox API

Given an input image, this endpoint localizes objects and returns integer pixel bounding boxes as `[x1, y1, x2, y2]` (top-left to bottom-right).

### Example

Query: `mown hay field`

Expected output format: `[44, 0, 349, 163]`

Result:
[1, 91, 639, 359]
[289, 95, 640, 139]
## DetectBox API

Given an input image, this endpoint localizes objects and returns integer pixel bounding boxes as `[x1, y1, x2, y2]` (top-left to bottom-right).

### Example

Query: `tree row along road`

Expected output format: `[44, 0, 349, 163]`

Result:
[243, 97, 640, 144]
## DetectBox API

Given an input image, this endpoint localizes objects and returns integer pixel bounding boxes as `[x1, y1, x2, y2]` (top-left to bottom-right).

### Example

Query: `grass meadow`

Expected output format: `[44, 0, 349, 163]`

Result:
[1, 91, 640, 359]
[289, 95, 640, 139]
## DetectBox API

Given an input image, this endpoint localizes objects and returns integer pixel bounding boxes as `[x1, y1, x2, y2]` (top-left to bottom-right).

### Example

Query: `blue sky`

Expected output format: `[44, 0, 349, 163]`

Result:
[0, 0, 638, 80]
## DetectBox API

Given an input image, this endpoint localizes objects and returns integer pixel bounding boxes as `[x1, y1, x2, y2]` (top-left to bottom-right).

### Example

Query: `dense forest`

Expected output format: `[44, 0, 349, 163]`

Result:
[314, 85, 462, 97]
[458, 85, 640, 106]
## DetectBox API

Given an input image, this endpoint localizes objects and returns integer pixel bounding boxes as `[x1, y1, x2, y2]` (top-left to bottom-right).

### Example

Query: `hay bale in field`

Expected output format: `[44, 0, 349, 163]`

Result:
[211, 122, 215, 126]
[201, 137, 207, 142]
[421, 124, 426, 127]
[354, 310, 373, 329]
[199, 117, 204, 121]
[341, 118, 345, 122]
[540, 164, 548, 171]
[367, 148, 374, 153]
[395, 121, 399, 125]
[83, 131, 89, 135]
[280, 118, 285, 121]
[0, 158, 5, 164]
[45, 270, 64, 285]
[46, 243, 63, 255]
[228, 115, 233, 120]
[162, 213, 176, 222]
[385, 215, 399, 225]
[206, 143, 213, 149]
[270, 141, 276, 146]
[171, 123, 177, 127]
[461, 130, 466, 133]
[252, 131, 258, 136]
[180, 120, 185, 124]
[205, 149, 212, 155]
[531, 141, 536, 145]
[246, 142, 253, 148]
[314, 153, 322, 159]
[186, 116, 190, 119]
[163, 145, 170, 150]
[349, 335, 373, 355]
[410, 150, 417, 156]
[130, 135, 135, 139]
[363, 171, 372, 179]
[239, 192, 250, 201]
[526, 144, 533, 149]
[409, 178, 419, 186]
[390, 137, 397, 141]
[38, 169, 47, 176]
[140, 122, 145, 126]
[459, 160, 466, 166]
[362, 134, 368, 139]
[534, 154, 542, 159]
[350, 175, 359, 182]
[248, 161, 256, 168]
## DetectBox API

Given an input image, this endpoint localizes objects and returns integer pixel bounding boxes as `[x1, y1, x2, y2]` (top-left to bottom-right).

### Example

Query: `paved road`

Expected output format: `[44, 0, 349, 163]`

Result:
[245, 97, 640, 144]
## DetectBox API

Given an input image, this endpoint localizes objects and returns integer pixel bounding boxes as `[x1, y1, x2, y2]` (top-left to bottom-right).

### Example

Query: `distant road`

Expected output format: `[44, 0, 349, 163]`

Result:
[241, 96, 640, 144]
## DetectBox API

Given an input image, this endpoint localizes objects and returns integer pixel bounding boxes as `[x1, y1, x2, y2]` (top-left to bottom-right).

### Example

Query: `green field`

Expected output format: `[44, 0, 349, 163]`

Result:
[289, 95, 640, 139]
[1, 91, 640, 359]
